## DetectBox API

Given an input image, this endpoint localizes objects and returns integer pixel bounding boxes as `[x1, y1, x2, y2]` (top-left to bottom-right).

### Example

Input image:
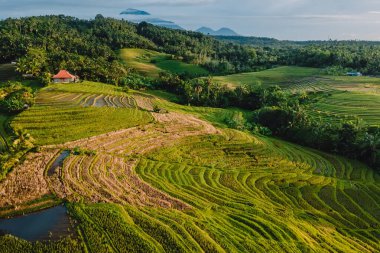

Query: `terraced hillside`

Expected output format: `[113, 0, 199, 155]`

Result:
[120, 48, 209, 77]
[2, 129, 379, 252]
[214, 67, 380, 126]
[1, 81, 379, 252]
[11, 82, 154, 145]
[308, 91, 380, 126]
[306, 76, 380, 126]
[136, 132, 380, 252]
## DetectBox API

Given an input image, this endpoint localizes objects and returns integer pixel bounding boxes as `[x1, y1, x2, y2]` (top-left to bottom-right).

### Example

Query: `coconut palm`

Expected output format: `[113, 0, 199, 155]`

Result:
[12, 129, 35, 152]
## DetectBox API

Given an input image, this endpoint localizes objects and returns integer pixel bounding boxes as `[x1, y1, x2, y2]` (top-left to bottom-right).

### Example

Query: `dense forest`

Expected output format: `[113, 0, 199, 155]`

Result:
[0, 15, 267, 83]
[217, 36, 380, 74]
[3, 15, 380, 85]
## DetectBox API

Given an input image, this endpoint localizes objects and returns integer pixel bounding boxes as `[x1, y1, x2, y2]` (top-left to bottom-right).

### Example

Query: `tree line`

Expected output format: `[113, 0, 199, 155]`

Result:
[3, 15, 380, 85]
[0, 15, 277, 84]
[217, 36, 380, 75]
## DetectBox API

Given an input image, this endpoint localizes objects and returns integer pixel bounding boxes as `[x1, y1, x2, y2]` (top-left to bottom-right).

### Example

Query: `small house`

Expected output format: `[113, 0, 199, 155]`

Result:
[52, 70, 79, 83]
[346, 72, 362, 77]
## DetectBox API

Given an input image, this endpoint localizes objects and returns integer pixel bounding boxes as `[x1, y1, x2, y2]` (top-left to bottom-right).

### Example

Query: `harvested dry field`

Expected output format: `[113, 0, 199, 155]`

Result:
[55, 112, 219, 155]
[49, 154, 189, 209]
[0, 150, 59, 216]
[0, 111, 219, 214]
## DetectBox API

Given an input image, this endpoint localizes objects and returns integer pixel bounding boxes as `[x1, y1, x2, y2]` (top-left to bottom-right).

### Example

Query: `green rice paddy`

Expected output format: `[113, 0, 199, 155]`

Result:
[11, 82, 153, 145]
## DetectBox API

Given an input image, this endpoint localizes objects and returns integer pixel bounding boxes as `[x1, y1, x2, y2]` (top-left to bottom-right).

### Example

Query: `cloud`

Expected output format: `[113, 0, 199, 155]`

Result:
[120, 8, 151, 16]
[1, 0, 380, 40]
[130, 0, 215, 6]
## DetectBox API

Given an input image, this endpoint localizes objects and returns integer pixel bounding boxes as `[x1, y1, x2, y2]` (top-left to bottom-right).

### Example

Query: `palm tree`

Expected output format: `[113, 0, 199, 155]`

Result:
[194, 85, 203, 102]
[12, 129, 35, 152]
[15, 57, 28, 74]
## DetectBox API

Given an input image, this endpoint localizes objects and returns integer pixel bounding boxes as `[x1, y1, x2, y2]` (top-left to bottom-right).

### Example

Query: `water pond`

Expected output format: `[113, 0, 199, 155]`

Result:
[0, 205, 74, 241]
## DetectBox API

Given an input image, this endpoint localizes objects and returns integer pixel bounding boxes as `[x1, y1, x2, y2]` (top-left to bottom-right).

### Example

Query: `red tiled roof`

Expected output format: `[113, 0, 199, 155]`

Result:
[53, 70, 76, 79]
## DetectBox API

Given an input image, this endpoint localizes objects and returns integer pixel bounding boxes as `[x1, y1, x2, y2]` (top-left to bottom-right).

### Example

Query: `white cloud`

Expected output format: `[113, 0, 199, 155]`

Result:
[2, 0, 380, 40]
[131, 0, 215, 6]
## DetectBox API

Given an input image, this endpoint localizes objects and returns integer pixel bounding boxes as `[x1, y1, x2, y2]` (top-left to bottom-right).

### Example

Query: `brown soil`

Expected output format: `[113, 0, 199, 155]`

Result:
[0, 150, 59, 208]
[49, 154, 189, 209]
[0, 112, 220, 211]
[54, 112, 219, 155]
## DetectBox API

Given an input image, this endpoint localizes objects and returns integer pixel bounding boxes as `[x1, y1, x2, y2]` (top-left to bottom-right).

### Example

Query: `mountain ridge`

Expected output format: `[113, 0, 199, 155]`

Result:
[196, 26, 239, 36]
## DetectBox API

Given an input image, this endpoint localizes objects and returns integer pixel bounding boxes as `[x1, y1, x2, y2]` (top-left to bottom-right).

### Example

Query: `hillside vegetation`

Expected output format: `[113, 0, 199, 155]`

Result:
[213, 66, 322, 88]
[120, 49, 209, 77]
[4, 15, 380, 88]
[0, 64, 17, 82]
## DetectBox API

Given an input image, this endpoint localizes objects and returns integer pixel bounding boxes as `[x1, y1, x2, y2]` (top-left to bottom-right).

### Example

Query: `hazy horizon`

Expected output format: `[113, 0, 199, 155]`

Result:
[2, 0, 380, 40]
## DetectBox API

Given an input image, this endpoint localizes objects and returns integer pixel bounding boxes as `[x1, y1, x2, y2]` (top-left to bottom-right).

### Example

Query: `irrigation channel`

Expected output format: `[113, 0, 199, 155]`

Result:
[47, 150, 71, 176]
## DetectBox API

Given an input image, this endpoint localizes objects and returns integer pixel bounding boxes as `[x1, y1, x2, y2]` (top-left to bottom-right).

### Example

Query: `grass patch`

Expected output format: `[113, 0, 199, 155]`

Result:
[47, 81, 128, 96]
[120, 48, 209, 77]
[213, 66, 322, 89]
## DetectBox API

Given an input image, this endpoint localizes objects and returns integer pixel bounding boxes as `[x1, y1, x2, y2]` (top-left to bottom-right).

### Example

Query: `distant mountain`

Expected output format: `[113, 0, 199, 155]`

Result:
[144, 18, 184, 30]
[197, 27, 215, 35]
[216, 28, 239, 36]
[196, 27, 239, 36]
[120, 9, 183, 30]
[120, 8, 150, 16]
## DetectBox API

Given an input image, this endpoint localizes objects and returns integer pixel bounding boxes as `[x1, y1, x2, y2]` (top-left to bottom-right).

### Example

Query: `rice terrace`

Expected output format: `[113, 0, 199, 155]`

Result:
[0, 4, 379, 253]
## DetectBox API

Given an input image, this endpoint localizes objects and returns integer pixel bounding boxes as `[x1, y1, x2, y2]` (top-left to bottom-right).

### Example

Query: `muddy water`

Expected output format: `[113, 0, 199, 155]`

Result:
[0, 205, 74, 241]
[48, 150, 70, 176]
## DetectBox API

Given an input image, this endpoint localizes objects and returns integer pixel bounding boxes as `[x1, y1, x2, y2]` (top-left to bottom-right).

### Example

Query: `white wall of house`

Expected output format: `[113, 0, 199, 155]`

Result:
[54, 78, 75, 83]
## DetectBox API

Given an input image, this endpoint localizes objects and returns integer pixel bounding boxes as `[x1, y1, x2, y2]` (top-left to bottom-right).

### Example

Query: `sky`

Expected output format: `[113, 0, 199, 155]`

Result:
[1, 0, 380, 40]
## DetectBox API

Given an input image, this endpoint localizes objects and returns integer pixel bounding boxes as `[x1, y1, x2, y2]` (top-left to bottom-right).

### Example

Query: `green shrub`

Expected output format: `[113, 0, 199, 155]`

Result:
[0, 81, 34, 113]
